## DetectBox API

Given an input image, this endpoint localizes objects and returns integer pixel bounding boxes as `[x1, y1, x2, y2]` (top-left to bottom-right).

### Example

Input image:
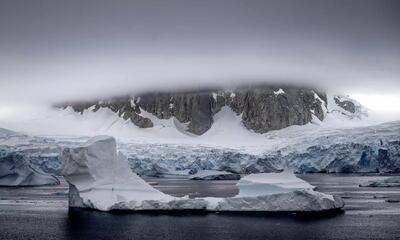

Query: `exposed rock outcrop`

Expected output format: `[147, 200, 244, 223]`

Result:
[334, 96, 356, 113]
[60, 85, 329, 135]
[329, 95, 367, 119]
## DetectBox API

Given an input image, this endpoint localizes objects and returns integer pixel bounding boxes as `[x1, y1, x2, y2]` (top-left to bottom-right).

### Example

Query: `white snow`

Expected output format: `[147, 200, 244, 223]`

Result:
[313, 91, 328, 117]
[130, 98, 136, 108]
[237, 172, 316, 197]
[273, 88, 285, 95]
[212, 92, 218, 101]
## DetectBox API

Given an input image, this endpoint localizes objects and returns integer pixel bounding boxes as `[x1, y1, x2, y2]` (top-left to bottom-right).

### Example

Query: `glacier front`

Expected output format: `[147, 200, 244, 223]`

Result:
[1, 121, 399, 178]
[0, 152, 59, 186]
[61, 136, 344, 212]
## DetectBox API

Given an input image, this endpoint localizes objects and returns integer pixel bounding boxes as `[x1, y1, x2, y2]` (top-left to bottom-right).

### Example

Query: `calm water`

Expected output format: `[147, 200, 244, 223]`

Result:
[1, 174, 400, 240]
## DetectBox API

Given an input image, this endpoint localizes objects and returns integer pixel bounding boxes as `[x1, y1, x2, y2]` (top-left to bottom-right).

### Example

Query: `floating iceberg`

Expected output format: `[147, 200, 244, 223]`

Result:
[0, 153, 60, 186]
[359, 176, 400, 187]
[189, 170, 241, 180]
[61, 136, 344, 212]
[237, 172, 315, 196]
[60, 135, 175, 210]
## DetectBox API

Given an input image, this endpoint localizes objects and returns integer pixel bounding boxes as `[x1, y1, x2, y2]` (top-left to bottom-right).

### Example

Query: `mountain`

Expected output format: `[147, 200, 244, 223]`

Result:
[2, 85, 387, 176]
[59, 85, 366, 136]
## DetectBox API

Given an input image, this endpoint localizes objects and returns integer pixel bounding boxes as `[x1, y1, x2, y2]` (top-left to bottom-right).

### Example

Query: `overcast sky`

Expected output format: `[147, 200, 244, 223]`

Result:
[1, 0, 400, 112]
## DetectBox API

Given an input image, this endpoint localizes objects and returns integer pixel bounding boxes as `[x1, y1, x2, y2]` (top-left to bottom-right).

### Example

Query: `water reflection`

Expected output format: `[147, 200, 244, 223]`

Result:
[64, 208, 345, 240]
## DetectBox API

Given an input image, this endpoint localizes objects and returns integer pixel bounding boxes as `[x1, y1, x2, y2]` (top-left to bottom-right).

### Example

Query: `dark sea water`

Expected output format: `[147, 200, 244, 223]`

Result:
[1, 174, 400, 240]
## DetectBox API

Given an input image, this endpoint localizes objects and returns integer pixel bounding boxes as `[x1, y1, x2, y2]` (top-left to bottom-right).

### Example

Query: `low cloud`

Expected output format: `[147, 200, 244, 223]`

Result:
[0, 0, 399, 106]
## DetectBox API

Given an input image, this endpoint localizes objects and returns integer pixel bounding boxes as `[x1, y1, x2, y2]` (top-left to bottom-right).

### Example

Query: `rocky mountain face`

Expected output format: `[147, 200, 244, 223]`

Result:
[60, 85, 335, 135]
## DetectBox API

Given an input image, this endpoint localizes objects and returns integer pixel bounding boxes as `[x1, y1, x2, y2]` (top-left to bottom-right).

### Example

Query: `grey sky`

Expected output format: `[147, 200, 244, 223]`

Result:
[0, 0, 399, 103]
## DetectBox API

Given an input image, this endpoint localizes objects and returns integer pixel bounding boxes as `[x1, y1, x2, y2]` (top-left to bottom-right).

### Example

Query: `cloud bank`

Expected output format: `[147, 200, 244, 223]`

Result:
[0, 0, 399, 105]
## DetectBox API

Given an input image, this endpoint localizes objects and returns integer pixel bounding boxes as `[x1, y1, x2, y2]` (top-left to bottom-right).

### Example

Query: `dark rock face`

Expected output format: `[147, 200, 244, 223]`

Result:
[334, 96, 356, 113]
[60, 85, 327, 135]
[227, 87, 325, 133]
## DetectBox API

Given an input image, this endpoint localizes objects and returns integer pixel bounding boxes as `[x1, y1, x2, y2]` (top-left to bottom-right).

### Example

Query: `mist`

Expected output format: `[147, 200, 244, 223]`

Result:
[0, 0, 399, 113]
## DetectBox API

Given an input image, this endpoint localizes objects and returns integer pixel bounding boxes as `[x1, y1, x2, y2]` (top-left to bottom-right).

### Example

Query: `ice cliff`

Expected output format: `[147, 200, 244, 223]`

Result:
[61, 136, 344, 212]
[1, 121, 399, 176]
[0, 152, 59, 186]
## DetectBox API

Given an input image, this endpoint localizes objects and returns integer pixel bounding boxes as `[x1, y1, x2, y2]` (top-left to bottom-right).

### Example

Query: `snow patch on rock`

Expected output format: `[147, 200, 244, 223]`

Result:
[273, 88, 285, 95]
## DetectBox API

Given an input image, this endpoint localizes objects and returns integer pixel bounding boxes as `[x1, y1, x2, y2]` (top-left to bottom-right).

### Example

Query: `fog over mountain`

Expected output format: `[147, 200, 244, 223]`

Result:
[0, 0, 399, 117]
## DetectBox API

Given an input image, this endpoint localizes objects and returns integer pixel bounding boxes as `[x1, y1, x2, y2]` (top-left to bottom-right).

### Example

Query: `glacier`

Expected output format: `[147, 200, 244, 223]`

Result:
[0, 128, 60, 186]
[0, 152, 59, 186]
[62, 136, 344, 212]
[0, 121, 399, 177]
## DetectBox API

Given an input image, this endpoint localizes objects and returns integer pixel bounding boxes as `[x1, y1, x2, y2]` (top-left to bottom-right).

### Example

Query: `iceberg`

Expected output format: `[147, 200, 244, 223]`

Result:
[237, 172, 315, 196]
[359, 176, 400, 187]
[0, 152, 60, 186]
[189, 170, 241, 180]
[61, 136, 344, 212]
[60, 135, 175, 210]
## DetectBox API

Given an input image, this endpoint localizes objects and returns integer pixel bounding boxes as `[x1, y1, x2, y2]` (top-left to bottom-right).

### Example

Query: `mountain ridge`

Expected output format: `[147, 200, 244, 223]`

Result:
[60, 85, 363, 135]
